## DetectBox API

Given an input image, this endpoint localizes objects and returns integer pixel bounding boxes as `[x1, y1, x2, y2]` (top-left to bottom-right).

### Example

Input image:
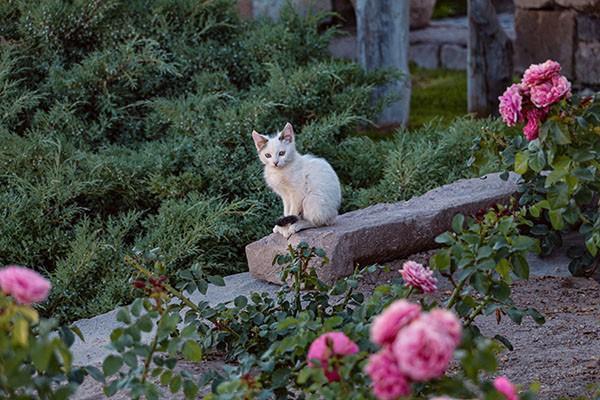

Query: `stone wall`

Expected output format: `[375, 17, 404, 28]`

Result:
[515, 0, 600, 88]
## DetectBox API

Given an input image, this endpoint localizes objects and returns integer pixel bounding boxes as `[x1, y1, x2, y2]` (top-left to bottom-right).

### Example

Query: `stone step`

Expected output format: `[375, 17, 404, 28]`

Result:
[246, 173, 520, 284]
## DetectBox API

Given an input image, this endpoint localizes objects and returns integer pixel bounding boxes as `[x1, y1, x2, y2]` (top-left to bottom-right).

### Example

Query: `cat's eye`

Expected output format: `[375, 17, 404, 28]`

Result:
[265, 153, 272, 158]
[278, 151, 285, 156]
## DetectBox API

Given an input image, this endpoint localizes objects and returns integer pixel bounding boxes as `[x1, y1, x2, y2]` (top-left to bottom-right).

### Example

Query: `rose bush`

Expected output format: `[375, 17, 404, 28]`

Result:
[481, 60, 600, 276]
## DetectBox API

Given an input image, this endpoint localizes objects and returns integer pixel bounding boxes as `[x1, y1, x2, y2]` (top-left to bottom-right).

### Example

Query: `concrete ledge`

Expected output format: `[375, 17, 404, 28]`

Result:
[246, 173, 519, 284]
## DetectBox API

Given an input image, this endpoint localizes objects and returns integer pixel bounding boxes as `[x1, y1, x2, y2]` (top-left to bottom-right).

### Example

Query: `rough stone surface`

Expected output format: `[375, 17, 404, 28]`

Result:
[410, 43, 440, 69]
[410, 23, 468, 46]
[441, 44, 467, 69]
[514, 0, 555, 8]
[410, 0, 437, 29]
[577, 14, 600, 42]
[70, 273, 278, 367]
[576, 42, 600, 85]
[555, 0, 600, 12]
[247, 173, 520, 284]
[515, 9, 576, 76]
[328, 33, 357, 60]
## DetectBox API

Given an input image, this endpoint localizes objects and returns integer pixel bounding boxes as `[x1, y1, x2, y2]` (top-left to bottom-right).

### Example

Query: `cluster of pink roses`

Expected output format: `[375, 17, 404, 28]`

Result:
[498, 60, 571, 141]
[0, 265, 51, 305]
[399, 261, 438, 294]
[366, 301, 462, 400]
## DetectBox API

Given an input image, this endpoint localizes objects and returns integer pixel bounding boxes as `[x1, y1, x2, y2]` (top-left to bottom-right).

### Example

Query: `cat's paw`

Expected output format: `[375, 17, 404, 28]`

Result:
[273, 225, 288, 237]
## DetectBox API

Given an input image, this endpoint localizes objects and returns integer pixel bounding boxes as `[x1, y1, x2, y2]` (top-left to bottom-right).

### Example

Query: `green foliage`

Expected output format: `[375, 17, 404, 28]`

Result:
[0, 293, 85, 399]
[409, 64, 467, 129]
[479, 93, 600, 276]
[92, 243, 540, 399]
[0, 0, 391, 322]
[346, 117, 503, 209]
[430, 204, 544, 348]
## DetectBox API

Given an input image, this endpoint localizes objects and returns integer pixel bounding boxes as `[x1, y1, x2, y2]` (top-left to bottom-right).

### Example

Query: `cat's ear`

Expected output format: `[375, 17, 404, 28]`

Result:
[279, 122, 294, 143]
[252, 130, 268, 151]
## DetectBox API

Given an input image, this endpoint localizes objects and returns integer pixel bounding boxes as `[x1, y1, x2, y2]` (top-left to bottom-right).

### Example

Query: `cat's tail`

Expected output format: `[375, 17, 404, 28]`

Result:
[275, 215, 299, 226]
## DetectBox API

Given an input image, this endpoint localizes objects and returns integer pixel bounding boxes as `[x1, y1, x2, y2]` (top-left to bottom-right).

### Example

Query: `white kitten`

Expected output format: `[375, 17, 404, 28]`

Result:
[252, 122, 341, 238]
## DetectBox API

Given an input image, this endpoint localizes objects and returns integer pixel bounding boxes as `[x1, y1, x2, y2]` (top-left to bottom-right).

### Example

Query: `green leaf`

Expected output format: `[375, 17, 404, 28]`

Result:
[13, 318, 29, 347]
[476, 246, 493, 260]
[507, 307, 524, 324]
[526, 308, 546, 325]
[183, 380, 199, 399]
[85, 366, 105, 383]
[514, 151, 528, 175]
[452, 214, 465, 233]
[207, 275, 225, 286]
[234, 296, 247, 308]
[435, 232, 455, 245]
[102, 355, 123, 376]
[116, 308, 131, 324]
[170, 375, 182, 393]
[512, 253, 530, 279]
[182, 340, 203, 362]
[272, 368, 291, 389]
[549, 209, 565, 230]
[494, 334, 514, 351]
[495, 258, 512, 283]
[430, 250, 451, 270]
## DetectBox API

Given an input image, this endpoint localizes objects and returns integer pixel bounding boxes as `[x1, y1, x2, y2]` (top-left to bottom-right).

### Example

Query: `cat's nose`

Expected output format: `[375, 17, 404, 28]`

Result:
[273, 160, 279, 167]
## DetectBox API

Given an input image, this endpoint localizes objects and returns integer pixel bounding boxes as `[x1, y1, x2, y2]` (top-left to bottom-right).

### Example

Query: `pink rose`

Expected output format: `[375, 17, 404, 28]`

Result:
[493, 376, 518, 400]
[399, 261, 438, 293]
[393, 318, 455, 381]
[523, 108, 548, 141]
[307, 332, 359, 382]
[365, 349, 411, 400]
[370, 300, 421, 346]
[529, 74, 571, 108]
[498, 84, 523, 126]
[423, 309, 462, 347]
[522, 60, 561, 88]
[0, 266, 51, 305]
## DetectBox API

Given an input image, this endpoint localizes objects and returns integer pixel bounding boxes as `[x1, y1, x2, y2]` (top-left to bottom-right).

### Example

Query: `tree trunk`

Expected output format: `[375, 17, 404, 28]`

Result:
[467, 0, 513, 117]
[356, 0, 411, 127]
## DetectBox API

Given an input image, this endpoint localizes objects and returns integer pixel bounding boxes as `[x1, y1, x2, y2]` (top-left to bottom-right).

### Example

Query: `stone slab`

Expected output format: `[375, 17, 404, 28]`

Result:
[576, 41, 600, 85]
[410, 43, 440, 69]
[247, 173, 520, 284]
[515, 9, 576, 76]
[441, 44, 467, 70]
[70, 273, 278, 366]
[577, 14, 600, 42]
[514, 0, 555, 8]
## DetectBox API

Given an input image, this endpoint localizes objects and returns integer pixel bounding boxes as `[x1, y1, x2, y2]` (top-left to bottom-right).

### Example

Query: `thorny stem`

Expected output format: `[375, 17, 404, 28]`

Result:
[465, 296, 491, 326]
[141, 302, 162, 384]
[446, 279, 467, 309]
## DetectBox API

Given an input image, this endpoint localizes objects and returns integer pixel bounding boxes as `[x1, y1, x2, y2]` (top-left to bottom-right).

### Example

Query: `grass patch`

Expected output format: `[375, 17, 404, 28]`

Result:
[409, 65, 467, 129]
[432, 0, 467, 19]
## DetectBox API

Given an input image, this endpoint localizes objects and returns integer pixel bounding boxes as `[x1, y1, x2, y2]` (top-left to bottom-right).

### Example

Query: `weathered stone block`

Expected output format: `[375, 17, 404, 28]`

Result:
[247, 173, 519, 284]
[514, 0, 555, 8]
[555, 0, 600, 12]
[515, 9, 576, 77]
[410, 0, 437, 29]
[577, 14, 600, 42]
[410, 43, 440, 69]
[441, 44, 467, 70]
[576, 42, 600, 85]
[410, 24, 468, 46]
